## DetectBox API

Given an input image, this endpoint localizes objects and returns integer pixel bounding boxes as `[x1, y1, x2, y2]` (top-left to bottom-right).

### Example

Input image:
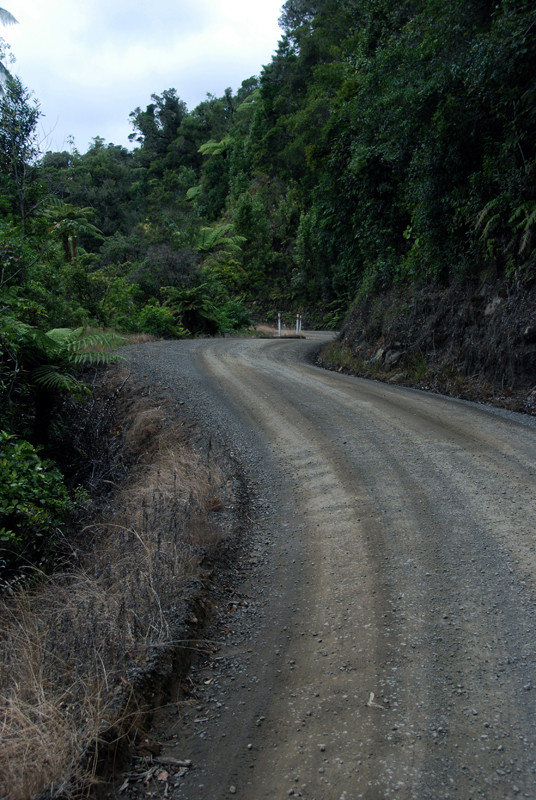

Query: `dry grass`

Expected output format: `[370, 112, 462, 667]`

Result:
[0, 385, 227, 799]
[1, 594, 109, 799]
[254, 323, 303, 338]
[121, 333, 161, 345]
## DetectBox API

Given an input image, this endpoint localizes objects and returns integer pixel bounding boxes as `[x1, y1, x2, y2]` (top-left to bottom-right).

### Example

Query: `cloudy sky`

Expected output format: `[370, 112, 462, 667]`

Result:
[4, 0, 284, 153]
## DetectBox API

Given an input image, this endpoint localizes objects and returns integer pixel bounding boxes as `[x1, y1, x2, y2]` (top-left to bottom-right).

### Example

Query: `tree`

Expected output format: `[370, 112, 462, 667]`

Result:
[0, 76, 41, 233]
[43, 200, 103, 261]
[0, 6, 17, 83]
[129, 89, 188, 167]
[1, 316, 123, 446]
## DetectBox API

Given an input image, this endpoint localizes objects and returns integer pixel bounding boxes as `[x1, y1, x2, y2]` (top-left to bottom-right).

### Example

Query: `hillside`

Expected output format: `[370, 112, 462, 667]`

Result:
[319, 278, 536, 414]
[2, 0, 536, 794]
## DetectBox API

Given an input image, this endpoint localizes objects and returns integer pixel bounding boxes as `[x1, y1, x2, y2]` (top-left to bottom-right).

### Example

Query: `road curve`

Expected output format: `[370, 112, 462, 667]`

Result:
[122, 334, 536, 800]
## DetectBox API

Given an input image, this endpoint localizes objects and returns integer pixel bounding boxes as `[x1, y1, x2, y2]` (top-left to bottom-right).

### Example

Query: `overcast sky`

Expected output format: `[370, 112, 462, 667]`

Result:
[4, 0, 284, 154]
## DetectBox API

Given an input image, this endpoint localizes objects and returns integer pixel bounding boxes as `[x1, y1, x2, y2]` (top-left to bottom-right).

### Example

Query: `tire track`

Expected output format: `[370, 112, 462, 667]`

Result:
[122, 335, 536, 799]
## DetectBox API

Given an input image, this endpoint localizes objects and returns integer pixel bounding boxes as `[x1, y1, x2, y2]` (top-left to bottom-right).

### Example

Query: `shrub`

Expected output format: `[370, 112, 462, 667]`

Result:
[0, 432, 72, 569]
[136, 302, 185, 338]
[219, 298, 253, 331]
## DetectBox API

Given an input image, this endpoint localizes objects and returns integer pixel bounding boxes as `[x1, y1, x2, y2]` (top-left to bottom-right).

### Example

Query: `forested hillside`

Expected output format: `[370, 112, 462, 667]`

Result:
[1, 0, 536, 565]
[1, 4, 535, 792]
[5, 0, 536, 332]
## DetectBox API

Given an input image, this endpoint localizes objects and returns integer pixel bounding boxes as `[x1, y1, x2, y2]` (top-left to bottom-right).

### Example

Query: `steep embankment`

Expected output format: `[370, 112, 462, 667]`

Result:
[319, 279, 536, 414]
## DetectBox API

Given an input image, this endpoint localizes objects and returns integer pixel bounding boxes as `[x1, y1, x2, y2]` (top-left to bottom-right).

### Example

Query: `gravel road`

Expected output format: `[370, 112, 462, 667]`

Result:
[121, 334, 536, 800]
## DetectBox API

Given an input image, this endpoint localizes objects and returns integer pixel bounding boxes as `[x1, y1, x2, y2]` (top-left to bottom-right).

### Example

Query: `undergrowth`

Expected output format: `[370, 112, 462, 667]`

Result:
[0, 372, 227, 800]
[318, 340, 523, 411]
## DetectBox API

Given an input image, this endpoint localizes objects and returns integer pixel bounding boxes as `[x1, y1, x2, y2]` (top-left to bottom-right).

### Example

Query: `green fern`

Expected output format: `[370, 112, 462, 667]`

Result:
[46, 327, 125, 365]
[1, 316, 126, 444]
[475, 198, 502, 241]
[197, 224, 246, 254]
[198, 135, 232, 157]
[509, 202, 536, 254]
[30, 364, 85, 394]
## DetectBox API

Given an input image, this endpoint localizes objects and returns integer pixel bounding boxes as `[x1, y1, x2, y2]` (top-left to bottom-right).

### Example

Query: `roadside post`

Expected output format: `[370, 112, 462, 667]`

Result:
[278, 313, 281, 337]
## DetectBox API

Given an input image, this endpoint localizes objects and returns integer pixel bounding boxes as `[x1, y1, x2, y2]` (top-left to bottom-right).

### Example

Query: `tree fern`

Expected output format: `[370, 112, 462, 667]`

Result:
[197, 224, 246, 255]
[0, 9, 17, 26]
[198, 136, 233, 157]
[509, 202, 536, 255]
[2, 317, 125, 445]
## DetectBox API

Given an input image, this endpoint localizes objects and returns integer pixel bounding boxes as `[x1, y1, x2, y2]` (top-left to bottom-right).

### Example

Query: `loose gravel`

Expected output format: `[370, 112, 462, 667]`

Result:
[114, 335, 536, 800]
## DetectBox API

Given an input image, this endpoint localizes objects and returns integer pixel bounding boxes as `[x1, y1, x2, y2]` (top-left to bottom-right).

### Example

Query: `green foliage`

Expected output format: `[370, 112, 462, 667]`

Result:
[43, 200, 103, 261]
[97, 272, 143, 330]
[1, 316, 124, 445]
[198, 136, 233, 157]
[2, 0, 535, 359]
[161, 283, 220, 336]
[218, 298, 253, 332]
[197, 223, 245, 254]
[0, 431, 72, 567]
[0, 76, 41, 232]
[136, 302, 184, 338]
[161, 277, 251, 336]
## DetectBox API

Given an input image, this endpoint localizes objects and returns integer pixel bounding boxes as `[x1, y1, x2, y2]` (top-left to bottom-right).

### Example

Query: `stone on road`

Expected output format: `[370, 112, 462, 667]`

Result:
[122, 334, 536, 800]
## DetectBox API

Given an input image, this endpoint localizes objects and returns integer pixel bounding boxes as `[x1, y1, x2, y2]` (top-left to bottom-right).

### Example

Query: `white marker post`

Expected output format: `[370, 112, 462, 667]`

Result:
[278, 312, 281, 337]
[296, 313, 300, 335]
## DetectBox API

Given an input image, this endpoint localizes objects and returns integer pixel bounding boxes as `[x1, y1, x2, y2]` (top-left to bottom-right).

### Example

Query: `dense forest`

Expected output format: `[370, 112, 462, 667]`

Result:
[1, 0, 536, 568]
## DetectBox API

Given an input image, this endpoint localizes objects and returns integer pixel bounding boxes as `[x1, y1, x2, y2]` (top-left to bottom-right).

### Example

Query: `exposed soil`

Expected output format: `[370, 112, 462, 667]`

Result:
[320, 279, 536, 415]
[102, 334, 536, 800]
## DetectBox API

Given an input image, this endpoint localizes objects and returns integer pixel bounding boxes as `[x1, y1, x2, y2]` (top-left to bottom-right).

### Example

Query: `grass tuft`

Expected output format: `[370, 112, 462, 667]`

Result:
[0, 376, 229, 799]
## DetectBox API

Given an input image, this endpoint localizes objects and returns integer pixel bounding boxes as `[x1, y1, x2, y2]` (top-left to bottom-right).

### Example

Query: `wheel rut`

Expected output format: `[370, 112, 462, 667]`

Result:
[120, 335, 536, 800]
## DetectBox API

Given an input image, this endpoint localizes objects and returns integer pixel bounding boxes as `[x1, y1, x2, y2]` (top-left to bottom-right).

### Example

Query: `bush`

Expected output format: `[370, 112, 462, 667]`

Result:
[219, 298, 253, 331]
[0, 432, 72, 569]
[136, 302, 185, 338]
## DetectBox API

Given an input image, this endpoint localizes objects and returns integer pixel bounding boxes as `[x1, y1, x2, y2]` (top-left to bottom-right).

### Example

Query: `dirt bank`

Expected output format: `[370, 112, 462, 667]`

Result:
[319, 279, 536, 414]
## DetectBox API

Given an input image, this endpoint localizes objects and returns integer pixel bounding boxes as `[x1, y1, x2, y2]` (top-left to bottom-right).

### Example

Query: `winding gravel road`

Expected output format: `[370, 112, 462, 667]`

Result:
[122, 333, 536, 800]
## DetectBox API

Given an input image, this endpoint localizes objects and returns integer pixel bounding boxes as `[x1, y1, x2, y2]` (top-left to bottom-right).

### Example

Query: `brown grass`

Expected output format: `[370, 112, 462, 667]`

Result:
[121, 332, 161, 345]
[0, 382, 227, 799]
[254, 323, 304, 338]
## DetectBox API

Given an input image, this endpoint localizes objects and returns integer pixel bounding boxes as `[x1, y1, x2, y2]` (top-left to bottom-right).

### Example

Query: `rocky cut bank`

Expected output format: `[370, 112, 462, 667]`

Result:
[320, 278, 536, 414]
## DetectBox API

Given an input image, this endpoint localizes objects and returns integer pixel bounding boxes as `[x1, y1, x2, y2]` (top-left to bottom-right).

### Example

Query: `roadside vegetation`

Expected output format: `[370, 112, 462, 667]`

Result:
[1, 0, 535, 794]
[1, 369, 235, 799]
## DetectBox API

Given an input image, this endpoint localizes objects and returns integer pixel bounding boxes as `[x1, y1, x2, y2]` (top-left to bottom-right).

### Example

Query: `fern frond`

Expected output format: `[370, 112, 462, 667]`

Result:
[45, 328, 79, 346]
[0, 9, 18, 25]
[76, 331, 125, 350]
[31, 365, 84, 394]
[509, 202, 536, 254]
[197, 224, 246, 255]
[21, 328, 63, 362]
[186, 185, 202, 201]
[0, 315, 32, 341]
[476, 198, 502, 240]
[71, 349, 122, 366]
[198, 136, 232, 157]
[46, 327, 125, 356]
